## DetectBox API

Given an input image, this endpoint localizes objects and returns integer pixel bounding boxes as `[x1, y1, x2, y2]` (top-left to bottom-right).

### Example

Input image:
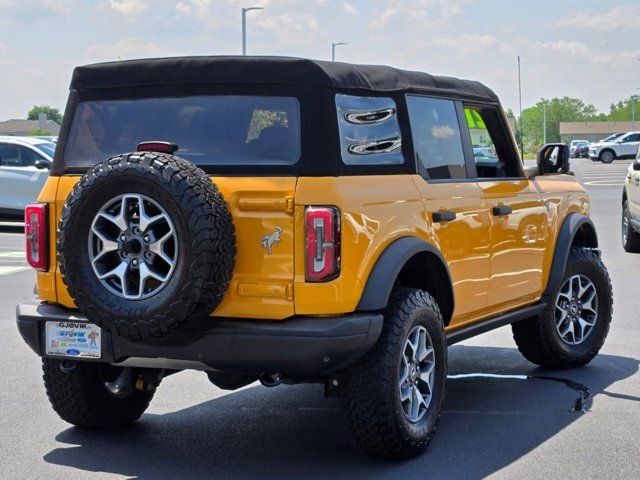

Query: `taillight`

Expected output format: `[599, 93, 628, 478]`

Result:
[305, 206, 340, 282]
[25, 203, 48, 271]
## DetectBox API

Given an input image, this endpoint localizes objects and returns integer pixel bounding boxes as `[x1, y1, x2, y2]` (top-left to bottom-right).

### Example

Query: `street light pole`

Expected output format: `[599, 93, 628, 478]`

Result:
[242, 6, 263, 56]
[517, 56, 523, 154]
[543, 103, 547, 145]
[332, 42, 348, 62]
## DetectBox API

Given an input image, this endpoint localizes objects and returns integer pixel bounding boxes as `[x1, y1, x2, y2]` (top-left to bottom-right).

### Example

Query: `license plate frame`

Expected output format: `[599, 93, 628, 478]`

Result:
[45, 321, 102, 359]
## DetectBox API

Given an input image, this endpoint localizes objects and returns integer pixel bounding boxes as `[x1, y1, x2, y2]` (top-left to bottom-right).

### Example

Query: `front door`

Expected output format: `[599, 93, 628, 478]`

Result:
[462, 105, 547, 313]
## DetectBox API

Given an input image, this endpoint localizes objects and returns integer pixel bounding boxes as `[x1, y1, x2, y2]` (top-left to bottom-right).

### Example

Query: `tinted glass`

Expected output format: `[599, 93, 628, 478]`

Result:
[0, 144, 40, 167]
[64, 96, 300, 168]
[33, 142, 56, 158]
[406, 95, 466, 179]
[335, 94, 403, 165]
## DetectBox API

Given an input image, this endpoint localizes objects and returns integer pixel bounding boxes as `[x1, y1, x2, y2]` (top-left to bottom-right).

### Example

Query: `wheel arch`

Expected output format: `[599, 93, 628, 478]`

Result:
[543, 213, 598, 299]
[356, 237, 454, 326]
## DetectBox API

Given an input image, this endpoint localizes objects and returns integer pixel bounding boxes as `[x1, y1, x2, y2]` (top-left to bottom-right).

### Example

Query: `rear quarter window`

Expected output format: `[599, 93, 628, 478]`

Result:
[335, 94, 403, 165]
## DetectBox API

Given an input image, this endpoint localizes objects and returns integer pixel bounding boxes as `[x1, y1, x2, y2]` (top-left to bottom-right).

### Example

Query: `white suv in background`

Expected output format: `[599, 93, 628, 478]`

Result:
[0, 136, 55, 219]
[589, 131, 640, 163]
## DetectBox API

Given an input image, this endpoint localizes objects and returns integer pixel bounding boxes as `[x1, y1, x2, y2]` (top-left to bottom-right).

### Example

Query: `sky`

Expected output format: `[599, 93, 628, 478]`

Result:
[0, 0, 638, 120]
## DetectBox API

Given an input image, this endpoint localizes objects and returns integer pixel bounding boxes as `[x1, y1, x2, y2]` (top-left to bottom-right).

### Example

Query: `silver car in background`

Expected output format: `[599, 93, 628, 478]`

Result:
[0, 136, 55, 219]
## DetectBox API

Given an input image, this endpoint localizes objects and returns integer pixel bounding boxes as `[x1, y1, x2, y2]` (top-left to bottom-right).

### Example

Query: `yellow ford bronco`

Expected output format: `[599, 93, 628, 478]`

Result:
[17, 56, 612, 458]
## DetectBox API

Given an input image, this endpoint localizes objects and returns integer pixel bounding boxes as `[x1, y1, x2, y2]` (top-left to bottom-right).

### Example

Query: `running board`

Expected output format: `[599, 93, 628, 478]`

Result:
[446, 303, 547, 346]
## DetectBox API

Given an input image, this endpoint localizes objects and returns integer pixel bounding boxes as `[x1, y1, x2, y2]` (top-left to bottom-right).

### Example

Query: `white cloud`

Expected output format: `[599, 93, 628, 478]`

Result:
[342, 2, 357, 16]
[107, 0, 148, 16]
[556, 5, 640, 31]
[433, 33, 498, 55]
[84, 37, 173, 62]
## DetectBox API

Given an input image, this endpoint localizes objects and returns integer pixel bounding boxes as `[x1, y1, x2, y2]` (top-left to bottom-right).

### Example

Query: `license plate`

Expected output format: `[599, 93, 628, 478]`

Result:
[45, 321, 102, 359]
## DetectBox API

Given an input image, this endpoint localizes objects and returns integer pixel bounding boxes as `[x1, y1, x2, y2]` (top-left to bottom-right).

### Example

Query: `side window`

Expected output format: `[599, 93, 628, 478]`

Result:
[0, 144, 22, 166]
[335, 94, 403, 165]
[624, 133, 640, 142]
[406, 95, 466, 180]
[464, 106, 520, 178]
[0, 144, 41, 167]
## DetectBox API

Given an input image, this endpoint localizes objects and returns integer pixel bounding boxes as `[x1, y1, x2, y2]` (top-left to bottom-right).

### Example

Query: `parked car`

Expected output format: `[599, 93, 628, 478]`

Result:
[622, 147, 640, 252]
[593, 133, 624, 145]
[33, 135, 58, 143]
[569, 139, 589, 158]
[16, 57, 612, 459]
[0, 136, 54, 219]
[588, 131, 640, 163]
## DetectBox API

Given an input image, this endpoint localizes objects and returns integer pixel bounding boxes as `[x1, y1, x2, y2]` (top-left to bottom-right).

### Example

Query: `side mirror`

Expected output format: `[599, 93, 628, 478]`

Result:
[34, 159, 51, 170]
[537, 143, 570, 175]
[633, 159, 640, 171]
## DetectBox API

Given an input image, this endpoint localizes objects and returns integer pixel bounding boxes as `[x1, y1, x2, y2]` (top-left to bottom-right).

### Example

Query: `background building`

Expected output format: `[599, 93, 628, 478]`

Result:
[560, 121, 637, 143]
[0, 117, 61, 136]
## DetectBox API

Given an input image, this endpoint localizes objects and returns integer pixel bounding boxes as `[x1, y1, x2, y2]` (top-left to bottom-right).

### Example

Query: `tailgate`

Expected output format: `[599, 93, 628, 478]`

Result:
[210, 177, 297, 319]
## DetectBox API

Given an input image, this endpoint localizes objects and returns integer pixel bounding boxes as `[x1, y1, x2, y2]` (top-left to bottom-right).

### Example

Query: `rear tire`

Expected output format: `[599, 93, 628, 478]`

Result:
[339, 288, 447, 458]
[622, 201, 640, 252]
[599, 150, 615, 163]
[42, 358, 156, 428]
[512, 248, 612, 369]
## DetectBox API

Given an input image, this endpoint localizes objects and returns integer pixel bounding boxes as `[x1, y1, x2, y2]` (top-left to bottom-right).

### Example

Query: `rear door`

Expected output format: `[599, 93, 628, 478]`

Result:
[617, 133, 640, 157]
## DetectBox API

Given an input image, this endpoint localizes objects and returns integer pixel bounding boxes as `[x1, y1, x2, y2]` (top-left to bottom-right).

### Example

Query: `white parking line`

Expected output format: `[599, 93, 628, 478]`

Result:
[0, 251, 25, 258]
[0, 266, 30, 276]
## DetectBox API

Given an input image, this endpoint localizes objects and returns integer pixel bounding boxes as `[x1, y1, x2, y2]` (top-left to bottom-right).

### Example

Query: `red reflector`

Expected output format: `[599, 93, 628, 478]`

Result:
[305, 206, 340, 282]
[25, 203, 48, 271]
[137, 141, 178, 154]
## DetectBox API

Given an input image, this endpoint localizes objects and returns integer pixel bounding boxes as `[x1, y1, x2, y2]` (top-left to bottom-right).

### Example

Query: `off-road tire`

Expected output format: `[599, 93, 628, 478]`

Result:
[58, 152, 236, 342]
[622, 201, 640, 252]
[338, 288, 447, 458]
[512, 248, 612, 369]
[599, 149, 615, 163]
[42, 358, 155, 428]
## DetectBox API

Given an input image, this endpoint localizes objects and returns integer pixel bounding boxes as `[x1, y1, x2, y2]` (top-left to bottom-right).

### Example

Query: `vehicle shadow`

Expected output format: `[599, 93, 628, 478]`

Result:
[43, 345, 639, 480]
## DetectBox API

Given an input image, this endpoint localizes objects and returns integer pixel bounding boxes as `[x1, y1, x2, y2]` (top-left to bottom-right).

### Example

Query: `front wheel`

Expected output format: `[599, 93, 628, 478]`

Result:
[512, 248, 612, 369]
[622, 201, 640, 252]
[599, 150, 615, 163]
[42, 359, 157, 428]
[339, 288, 447, 458]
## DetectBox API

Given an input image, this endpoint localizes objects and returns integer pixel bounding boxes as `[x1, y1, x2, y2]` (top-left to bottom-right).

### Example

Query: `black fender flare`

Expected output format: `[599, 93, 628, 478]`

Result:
[356, 236, 454, 318]
[543, 213, 598, 298]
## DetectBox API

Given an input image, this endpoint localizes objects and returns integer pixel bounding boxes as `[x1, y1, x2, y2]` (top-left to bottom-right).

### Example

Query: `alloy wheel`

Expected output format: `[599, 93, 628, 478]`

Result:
[88, 194, 178, 300]
[399, 325, 436, 423]
[555, 274, 598, 345]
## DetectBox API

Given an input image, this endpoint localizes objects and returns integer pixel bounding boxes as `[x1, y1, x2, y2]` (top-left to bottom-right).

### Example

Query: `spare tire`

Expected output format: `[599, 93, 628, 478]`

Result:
[58, 152, 236, 342]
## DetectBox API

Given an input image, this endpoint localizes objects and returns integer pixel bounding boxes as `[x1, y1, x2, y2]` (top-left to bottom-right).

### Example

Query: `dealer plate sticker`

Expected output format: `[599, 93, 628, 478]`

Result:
[45, 321, 101, 359]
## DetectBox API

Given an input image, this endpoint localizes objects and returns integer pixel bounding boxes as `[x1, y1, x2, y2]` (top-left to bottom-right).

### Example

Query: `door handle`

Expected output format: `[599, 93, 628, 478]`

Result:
[492, 205, 512, 216]
[432, 211, 457, 223]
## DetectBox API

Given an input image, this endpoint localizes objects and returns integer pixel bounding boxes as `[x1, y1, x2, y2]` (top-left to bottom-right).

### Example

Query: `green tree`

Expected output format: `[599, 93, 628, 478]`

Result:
[605, 95, 640, 121]
[520, 97, 599, 150]
[27, 105, 63, 124]
[27, 129, 52, 136]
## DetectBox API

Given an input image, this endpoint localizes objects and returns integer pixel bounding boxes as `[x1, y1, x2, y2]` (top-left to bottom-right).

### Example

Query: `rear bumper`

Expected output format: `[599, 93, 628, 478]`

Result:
[16, 300, 383, 376]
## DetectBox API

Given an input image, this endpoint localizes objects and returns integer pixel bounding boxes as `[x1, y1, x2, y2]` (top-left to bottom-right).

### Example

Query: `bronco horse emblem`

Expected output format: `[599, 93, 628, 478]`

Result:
[261, 227, 282, 255]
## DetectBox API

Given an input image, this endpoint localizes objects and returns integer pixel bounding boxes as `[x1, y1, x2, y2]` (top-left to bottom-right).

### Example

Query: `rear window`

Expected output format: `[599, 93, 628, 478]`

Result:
[63, 96, 300, 168]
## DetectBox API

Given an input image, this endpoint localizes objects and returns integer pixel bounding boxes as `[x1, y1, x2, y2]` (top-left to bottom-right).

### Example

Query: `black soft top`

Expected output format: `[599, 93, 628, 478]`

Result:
[70, 56, 498, 102]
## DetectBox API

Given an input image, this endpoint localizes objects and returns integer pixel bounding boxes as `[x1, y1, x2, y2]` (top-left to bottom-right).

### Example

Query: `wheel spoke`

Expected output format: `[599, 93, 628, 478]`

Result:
[149, 229, 176, 268]
[90, 225, 119, 262]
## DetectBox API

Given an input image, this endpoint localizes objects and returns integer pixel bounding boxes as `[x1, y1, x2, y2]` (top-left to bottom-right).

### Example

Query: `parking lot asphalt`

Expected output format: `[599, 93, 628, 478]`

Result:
[1, 158, 639, 479]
